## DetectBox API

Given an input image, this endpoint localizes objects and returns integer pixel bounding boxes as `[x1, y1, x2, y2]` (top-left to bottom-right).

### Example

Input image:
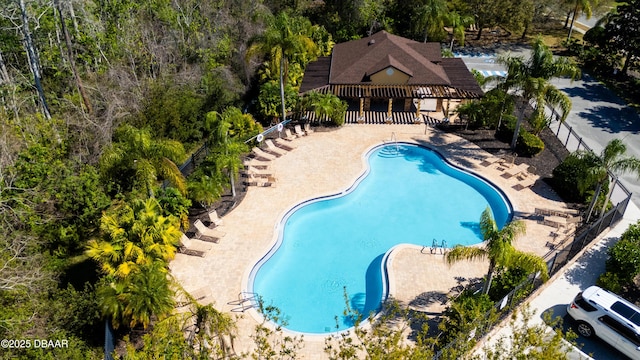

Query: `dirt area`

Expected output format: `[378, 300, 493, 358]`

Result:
[442, 126, 570, 179]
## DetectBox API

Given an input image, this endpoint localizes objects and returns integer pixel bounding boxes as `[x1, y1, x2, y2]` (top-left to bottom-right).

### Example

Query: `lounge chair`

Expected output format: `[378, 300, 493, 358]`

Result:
[513, 176, 536, 191]
[264, 139, 288, 156]
[304, 123, 314, 134]
[176, 286, 211, 307]
[245, 176, 276, 188]
[179, 233, 212, 257]
[243, 158, 270, 169]
[273, 138, 297, 150]
[479, 156, 500, 167]
[252, 147, 276, 161]
[283, 129, 297, 141]
[294, 125, 306, 137]
[194, 219, 225, 242]
[246, 165, 273, 178]
[497, 155, 517, 169]
[207, 209, 223, 228]
[501, 163, 529, 179]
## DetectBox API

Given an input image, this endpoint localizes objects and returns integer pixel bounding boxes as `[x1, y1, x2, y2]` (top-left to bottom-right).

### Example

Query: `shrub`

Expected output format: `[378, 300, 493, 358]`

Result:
[456, 89, 514, 130]
[597, 271, 624, 294]
[597, 221, 640, 292]
[516, 131, 545, 157]
[488, 266, 529, 302]
[495, 117, 544, 157]
[551, 151, 608, 203]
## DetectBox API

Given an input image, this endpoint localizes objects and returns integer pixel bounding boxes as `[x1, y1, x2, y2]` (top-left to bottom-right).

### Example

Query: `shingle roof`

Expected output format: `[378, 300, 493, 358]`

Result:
[299, 31, 483, 97]
[366, 55, 414, 78]
[330, 31, 450, 85]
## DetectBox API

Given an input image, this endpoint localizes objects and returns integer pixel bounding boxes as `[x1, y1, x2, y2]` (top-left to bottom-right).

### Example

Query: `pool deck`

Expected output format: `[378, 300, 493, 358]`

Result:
[169, 124, 573, 358]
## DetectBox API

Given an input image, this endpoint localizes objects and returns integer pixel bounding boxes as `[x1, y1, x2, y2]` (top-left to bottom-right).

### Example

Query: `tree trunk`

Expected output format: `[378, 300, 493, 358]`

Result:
[599, 179, 614, 219]
[521, 22, 529, 40]
[567, 5, 578, 41]
[66, 0, 80, 36]
[564, 11, 572, 28]
[0, 48, 10, 84]
[510, 99, 526, 150]
[54, 0, 92, 114]
[482, 261, 496, 295]
[19, 0, 51, 120]
[279, 54, 286, 123]
[585, 181, 603, 223]
[230, 171, 236, 198]
[475, 25, 483, 40]
[621, 54, 632, 76]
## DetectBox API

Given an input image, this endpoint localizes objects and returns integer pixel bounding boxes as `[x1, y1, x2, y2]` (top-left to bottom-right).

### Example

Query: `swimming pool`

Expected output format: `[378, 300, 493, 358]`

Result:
[249, 143, 511, 334]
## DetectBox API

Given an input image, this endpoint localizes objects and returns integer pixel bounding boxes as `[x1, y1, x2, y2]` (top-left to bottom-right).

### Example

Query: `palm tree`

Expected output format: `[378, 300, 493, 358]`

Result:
[205, 108, 256, 198]
[584, 139, 640, 222]
[566, 0, 600, 40]
[445, 11, 474, 51]
[249, 12, 317, 124]
[97, 260, 175, 329]
[100, 124, 186, 197]
[415, 0, 448, 42]
[86, 198, 181, 278]
[446, 207, 549, 295]
[188, 172, 224, 209]
[216, 142, 247, 198]
[498, 37, 580, 149]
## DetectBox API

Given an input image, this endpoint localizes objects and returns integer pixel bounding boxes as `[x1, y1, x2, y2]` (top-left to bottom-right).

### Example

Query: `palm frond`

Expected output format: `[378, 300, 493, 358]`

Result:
[509, 251, 549, 281]
[445, 245, 488, 265]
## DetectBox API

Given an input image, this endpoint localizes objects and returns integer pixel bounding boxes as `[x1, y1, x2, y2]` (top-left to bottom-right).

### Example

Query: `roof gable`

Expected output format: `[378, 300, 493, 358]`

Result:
[330, 31, 450, 85]
[366, 55, 413, 78]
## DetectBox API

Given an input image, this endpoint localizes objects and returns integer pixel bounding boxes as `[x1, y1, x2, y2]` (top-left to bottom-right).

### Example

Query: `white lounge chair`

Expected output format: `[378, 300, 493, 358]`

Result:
[207, 209, 223, 228]
[273, 138, 297, 150]
[283, 129, 297, 141]
[194, 219, 225, 242]
[479, 156, 500, 167]
[179, 233, 212, 257]
[304, 123, 314, 134]
[294, 125, 306, 137]
[252, 147, 276, 161]
[243, 158, 270, 169]
[246, 165, 273, 178]
[264, 139, 288, 156]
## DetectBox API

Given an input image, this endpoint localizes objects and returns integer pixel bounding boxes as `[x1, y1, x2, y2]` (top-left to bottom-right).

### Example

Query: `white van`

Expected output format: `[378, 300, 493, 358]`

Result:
[567, 285, 640, 359]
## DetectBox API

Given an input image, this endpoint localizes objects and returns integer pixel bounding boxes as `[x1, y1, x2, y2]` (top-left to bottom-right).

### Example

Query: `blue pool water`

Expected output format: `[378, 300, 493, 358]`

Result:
[250, 143, 511, 334]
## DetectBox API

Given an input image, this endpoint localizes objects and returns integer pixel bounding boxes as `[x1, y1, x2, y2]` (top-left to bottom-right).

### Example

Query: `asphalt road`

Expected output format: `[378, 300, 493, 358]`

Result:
[462, 54, 640, 208]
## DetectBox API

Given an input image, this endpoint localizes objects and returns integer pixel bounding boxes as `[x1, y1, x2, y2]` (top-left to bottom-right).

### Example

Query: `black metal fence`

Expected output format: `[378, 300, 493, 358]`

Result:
[433, 118, 634, 359]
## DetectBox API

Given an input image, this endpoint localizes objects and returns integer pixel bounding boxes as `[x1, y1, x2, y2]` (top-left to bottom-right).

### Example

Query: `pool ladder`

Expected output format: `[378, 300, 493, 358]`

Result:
[228, 292, 258, 312]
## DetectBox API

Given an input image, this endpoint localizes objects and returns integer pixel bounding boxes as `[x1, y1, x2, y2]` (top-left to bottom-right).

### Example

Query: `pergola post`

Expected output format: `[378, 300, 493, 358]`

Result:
[359, 98, 364, 117]
[387, 98, 393, 118]
[415, 99, 421, 118]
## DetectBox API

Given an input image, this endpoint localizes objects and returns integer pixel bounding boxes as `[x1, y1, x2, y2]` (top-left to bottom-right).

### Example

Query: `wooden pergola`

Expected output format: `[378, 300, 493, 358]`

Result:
[299, 31, 483, 121]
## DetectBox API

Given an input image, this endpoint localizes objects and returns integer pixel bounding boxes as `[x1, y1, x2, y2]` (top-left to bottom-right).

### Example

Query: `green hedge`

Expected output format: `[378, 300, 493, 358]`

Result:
[496, 117, 544, 157]
[551, 151, 608, 203]
[597, 221, 640, 293]
[516, 131, 545, 157]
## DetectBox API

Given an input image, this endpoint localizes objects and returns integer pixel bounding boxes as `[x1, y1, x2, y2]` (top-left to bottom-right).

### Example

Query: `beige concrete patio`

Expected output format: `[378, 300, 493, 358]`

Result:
[169, 123, 573, 358]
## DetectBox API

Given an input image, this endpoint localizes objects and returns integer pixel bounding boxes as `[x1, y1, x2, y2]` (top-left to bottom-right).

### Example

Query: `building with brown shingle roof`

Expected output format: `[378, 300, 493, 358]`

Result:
[300, 31, 482, 121]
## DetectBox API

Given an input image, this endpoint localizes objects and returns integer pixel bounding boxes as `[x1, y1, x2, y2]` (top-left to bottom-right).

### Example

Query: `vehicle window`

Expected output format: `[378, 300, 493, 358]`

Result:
[599, 315, 640, 346]
[611, 301, 640, 326]
[575, 292, 598, 312]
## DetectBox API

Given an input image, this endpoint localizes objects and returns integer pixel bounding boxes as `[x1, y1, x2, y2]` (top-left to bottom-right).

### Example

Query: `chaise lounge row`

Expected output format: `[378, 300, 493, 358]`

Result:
[177, 209, 225, 257]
